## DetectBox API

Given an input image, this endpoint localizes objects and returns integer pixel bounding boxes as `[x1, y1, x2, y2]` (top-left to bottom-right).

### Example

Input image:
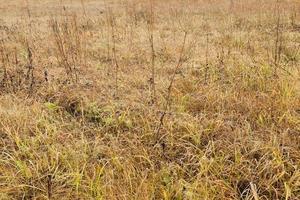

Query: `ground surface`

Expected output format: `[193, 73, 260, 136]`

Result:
[0, 0, 300, 199]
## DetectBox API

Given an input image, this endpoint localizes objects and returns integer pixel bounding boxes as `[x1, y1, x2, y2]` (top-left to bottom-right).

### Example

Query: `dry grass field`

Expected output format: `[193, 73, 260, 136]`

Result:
[0, 0, 300, 199]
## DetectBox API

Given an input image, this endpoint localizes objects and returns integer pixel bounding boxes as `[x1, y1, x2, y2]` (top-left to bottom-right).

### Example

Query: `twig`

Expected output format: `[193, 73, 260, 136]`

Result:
[108, 8, 120, 98]
[274, 0, 282, 76]
[148, 0, 156, 104]
[155, 31, 188, 140]
[204, 33, 209, 84]
[24, 40, 34, 94]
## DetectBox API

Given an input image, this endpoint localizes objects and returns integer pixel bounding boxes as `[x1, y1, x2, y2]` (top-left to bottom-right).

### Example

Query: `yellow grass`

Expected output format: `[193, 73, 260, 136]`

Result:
[0, 0, 299, 199]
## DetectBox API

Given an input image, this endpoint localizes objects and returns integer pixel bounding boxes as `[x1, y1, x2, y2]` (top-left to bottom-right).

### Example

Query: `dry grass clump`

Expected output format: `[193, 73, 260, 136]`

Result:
[0, 0, 300, 199]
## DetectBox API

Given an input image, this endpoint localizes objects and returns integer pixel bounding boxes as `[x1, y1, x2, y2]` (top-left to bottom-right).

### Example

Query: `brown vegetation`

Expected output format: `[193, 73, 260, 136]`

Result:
[0, 0, 299, 199]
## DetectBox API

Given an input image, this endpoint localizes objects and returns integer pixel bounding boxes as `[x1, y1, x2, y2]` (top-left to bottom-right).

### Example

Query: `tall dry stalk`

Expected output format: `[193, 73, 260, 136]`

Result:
[156, 31, 188, 141]
[50, 18, 73, 81]
[14, 48, 22, 88]
[104, 7, 111, 62]
[0, 42, 8, 88]
[107, 7, 120, 97]
[26, 42, 34, 93]
[148, 0, 156, 104]
[204, 33, 209, 84]
[273, 0, 282, 76]
[50, 15, 84, 83]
